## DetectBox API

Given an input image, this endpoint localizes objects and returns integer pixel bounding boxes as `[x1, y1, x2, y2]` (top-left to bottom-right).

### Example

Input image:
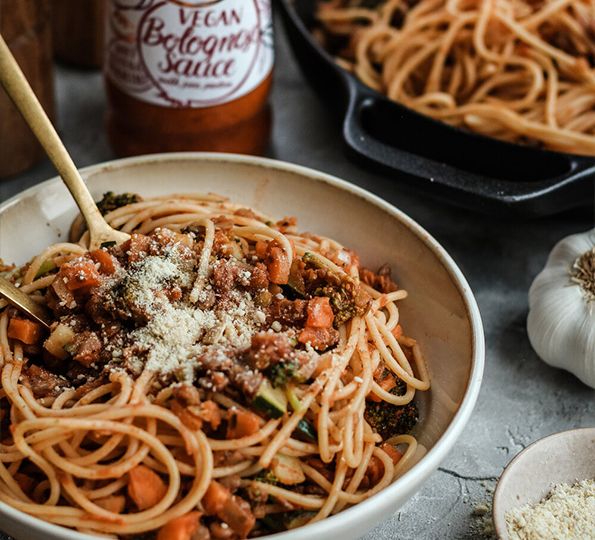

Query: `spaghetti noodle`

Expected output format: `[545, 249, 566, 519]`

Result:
[0, 193, 429, 538]
[316, 0, 595, 155]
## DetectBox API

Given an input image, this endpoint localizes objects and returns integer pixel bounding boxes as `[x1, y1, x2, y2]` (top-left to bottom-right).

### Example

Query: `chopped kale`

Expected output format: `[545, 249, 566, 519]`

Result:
[96, 191, 141, 216]
[302, 252, 370, 326]
[253, 469, 279, 485]
[364, 380, 419, 440]
[266, 359, 300, 388]
[260, 511, 316, 533]
[313, 283, 361, 326]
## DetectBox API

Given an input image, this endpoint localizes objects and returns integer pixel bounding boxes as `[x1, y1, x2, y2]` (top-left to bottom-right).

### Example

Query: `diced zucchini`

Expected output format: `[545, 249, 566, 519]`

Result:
[271, 454, 305, 485]
[34, 260, 57, 279]
[302, 251, 327, 269]
[285, 260, 305, 297]
[44, 323, 75, 359]
[293, 419, 317, 443]
[252, 379, 287, 419]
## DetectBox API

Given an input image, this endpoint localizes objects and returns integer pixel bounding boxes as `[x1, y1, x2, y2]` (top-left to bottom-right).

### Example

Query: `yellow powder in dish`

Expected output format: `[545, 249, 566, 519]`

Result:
[505, 479, 595, 540]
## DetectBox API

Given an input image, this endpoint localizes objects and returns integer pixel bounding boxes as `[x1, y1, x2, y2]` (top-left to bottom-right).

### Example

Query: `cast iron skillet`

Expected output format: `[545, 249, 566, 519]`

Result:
[278, 0, 595, 216]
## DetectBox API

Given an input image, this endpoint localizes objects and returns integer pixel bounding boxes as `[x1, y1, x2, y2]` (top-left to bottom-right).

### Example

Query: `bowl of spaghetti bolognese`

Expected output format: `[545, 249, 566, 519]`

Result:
[0, 153, 484, 540]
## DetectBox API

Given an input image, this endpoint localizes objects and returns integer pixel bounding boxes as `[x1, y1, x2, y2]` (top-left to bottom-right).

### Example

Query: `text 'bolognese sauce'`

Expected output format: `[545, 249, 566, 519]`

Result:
[104, 0, 274, 156]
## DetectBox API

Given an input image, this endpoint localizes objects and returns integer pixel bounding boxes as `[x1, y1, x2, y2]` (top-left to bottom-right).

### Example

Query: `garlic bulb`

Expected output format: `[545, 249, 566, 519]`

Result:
[527, 228, 595, 388]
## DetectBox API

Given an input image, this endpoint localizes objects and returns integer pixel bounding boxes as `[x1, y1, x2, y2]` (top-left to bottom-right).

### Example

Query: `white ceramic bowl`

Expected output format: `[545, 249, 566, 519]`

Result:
[0, 153, 484, 540]
[493, 428, 595, 539]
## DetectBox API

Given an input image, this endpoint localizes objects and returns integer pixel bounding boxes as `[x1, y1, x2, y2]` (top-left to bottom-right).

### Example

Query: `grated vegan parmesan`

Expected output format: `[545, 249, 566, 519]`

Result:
[505, 479, 595, 540]
[101, 240, 266, 384]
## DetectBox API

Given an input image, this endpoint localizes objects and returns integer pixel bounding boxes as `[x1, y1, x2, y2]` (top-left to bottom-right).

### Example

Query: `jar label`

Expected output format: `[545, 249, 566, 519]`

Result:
[105, 0, 273, 107]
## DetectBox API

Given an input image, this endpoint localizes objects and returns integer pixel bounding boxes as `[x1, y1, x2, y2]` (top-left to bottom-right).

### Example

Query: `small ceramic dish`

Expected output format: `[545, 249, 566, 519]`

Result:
[0, 153, 485, 540]
[493, 427, 595, 539]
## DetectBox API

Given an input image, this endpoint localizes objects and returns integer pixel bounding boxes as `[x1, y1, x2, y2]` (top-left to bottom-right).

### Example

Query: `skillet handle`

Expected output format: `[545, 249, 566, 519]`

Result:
[342, 85, 595, 214]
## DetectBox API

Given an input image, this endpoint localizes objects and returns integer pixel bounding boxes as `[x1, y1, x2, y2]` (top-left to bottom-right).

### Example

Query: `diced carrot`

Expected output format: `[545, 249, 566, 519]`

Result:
[171, 401, 203, 431]
[226, 408, 261, 439]
[94, 495, 126, 514]
[265, 241, 290, 285]
[127, 465, 167, 510]
[369, 370, 397, 402]
[255, 240, 268, 258]
[199, 400, 222, 430]
[202, 481, 231, 515]
[59, 259, 101, 291]
[380, 443, 403, 464]
[156, 511, 202, 540]
[7, 318, 43, 345]
[89, 249, 116, 275]
[392, 324, 403, 338]
[305, 297, 334, 328]
[378, 373, 396, 393]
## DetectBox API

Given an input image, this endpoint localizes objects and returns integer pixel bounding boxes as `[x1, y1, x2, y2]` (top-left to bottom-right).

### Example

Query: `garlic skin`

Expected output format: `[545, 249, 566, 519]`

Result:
[527, 228, 595, 389]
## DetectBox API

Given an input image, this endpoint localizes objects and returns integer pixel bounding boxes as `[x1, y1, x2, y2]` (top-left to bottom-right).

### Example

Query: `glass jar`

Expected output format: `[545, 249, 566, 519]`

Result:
[0, 0, 54, 177]
[104, 0, 274, 156]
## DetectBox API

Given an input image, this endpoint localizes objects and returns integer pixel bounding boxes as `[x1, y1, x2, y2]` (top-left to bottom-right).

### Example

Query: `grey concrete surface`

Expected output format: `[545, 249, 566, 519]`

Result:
[1, 16, 594, 540]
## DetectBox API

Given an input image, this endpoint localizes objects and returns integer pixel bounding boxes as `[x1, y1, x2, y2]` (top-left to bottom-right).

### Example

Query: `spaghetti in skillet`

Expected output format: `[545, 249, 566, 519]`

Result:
[0, 193, 429, 539]
[316, 0, 595, 155]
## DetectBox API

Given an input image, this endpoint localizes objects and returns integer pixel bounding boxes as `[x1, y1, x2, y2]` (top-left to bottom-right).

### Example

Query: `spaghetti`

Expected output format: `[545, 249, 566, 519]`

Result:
[316, 0, 595, 155]
[0, 193, 429, 539]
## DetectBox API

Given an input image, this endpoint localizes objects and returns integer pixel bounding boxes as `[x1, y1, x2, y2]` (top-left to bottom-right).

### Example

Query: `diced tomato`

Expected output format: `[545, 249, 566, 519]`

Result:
[306, 297, 334, 328]
[89, 249, 116, 275]
[226, 408, 261, 439]
[127, 465, 167, 510]
[392, 324, 403, 338]
[58, 259, 101, 291]
[297, 326, 339, 351]
[202, 481, 231, 515]
[265, 241, 290, 285]
[380, 443, 403, 464]
[156, 512, 202, 540]
[122, 234, 152, 262]
[255, 240, 268, 258]
[7, 318, 43, 345]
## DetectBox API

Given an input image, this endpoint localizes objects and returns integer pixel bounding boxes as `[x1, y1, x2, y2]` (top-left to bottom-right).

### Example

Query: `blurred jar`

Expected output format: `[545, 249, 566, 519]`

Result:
[52, 0, 105, 68]
[0, 0, 54, 178]
[104, 0, 274, 156]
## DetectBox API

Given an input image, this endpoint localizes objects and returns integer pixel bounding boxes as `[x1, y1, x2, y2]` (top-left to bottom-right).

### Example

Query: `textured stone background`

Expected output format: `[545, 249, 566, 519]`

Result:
[1, 16, 594, 540]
